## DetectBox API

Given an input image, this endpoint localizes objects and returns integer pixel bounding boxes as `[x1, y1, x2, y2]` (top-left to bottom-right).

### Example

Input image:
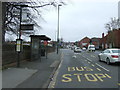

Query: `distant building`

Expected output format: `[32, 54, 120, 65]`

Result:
[91, 37, 101, 49]
[79, 37, 102, 49]
[79, 37, 90, 48]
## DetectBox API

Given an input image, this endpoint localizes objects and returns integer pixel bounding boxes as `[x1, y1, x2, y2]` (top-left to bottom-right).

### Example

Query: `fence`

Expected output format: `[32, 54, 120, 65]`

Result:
[2, 43, 31, 67]
[2, 43, 55, 68]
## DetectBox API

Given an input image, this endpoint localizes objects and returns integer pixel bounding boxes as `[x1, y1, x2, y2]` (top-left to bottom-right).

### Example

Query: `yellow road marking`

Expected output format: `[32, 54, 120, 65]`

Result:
[91, 64, 95, 67]
[62, 74, 72, 82]
[52, 82, 55, 85]
[68, 67, 75, 71]
[84, 67, 93, 71]
[61, 73, 112, 82]
[51, 86, 54, 88]
[104, 74, 112, 78]
[95, 74, 106, 82]
[96, 68, 101, 71]
[85, 73, 98, 82]
[76, 67, 84, 71]
[68, 67, 93, 71]
[118, 83, 120, 86]
[74, 74, 82, 82]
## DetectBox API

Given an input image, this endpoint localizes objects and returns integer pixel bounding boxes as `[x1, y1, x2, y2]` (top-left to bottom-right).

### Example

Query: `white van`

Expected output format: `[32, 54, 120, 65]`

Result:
[88, 45, 95, 51]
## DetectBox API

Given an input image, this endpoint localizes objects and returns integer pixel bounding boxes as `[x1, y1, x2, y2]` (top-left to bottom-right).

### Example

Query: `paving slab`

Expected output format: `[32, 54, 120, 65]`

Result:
[2, 68, 37, 88]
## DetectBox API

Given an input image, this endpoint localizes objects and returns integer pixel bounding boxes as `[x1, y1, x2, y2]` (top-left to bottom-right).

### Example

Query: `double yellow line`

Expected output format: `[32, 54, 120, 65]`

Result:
[118, 83, 120, 86]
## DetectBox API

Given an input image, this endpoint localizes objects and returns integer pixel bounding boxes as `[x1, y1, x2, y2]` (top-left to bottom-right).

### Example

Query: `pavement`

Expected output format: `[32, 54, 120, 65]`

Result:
[2, 50, 62, 89]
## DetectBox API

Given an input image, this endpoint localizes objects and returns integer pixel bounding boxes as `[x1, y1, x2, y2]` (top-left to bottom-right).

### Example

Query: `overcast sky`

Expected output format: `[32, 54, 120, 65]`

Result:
[35, 0, 119, 42]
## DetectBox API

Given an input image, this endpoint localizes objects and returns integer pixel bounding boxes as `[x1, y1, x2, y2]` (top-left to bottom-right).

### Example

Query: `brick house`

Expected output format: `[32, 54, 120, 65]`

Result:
[101, 29, 120, 49]
[79, 37, 101, 49]
[78, 37, 90, 48]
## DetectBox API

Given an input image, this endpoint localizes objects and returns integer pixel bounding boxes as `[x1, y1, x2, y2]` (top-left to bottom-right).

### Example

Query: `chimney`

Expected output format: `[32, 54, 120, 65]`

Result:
[102, 33, 104, 38]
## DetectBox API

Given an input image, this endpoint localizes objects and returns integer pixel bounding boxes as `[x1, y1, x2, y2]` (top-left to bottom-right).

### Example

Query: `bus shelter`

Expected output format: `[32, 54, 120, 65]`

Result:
[30, 35, 51, 61]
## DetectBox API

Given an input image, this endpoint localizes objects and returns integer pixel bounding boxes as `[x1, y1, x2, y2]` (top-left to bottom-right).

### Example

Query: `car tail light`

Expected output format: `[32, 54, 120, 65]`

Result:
[111, 55, 119, 58]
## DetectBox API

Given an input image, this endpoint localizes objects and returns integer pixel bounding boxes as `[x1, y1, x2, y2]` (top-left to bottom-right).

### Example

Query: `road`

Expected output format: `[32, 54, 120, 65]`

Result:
[48, 49, 120, 89]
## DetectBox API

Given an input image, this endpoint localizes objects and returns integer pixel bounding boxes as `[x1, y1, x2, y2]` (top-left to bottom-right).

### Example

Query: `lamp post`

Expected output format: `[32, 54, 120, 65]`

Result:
[57, 4, 62, 54]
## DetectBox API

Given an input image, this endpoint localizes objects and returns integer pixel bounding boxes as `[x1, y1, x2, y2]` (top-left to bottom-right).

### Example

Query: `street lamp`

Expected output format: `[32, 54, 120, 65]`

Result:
[57, 4, 62, 54]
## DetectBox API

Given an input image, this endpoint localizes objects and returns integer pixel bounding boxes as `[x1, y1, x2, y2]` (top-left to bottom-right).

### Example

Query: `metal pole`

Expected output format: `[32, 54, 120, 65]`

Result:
[19, 6, 22, 39]
[17, 52, 20, 67]
[46, 46, 48, 59]
[17, 6, 22, 68]
[57, 5, 61, 54]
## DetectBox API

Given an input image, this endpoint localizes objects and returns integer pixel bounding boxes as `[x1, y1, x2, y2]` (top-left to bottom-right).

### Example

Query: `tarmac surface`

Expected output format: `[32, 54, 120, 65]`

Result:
[2, 50, 62, 89]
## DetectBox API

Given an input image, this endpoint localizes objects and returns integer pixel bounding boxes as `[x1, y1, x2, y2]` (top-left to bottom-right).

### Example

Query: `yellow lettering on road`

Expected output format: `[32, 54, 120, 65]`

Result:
[84, 74, 98, 82]
[62, 74, 72, 82]
[84, 67, 93, 71]
[95, 74, 106, 82]
[76, 67, 84, 71]
[61, 73, 112, 83]
[104, 74, 112, 78]
[68, 67, 75, 71]
[74, 74, 82, 82]
[68, 67, 94, 71]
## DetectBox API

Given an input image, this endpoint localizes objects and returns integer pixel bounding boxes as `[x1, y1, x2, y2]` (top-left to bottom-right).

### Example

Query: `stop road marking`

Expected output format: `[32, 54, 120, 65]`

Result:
[62, 73, 112, 82]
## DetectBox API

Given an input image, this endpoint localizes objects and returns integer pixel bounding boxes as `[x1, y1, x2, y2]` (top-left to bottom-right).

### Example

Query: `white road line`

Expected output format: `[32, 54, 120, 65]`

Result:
[72, 55, 77, 58]
[95, 63, 110, 72]
[81, 55, 92, 62]
[82, 54, 110, 72]
[86, 58, 92, 62]
[91, 64, 95, 67]
[88, 62, 91, 64]
[96, 68, 101, 71]
[81, 55, 110, 72]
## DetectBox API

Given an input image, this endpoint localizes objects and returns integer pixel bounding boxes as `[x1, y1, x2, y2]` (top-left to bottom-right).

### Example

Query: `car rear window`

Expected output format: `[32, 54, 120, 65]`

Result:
[112, 50, 120, 53]
[89, 46, 95, 48]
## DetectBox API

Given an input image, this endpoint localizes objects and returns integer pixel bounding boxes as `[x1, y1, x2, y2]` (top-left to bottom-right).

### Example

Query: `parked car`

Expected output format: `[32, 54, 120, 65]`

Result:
[98, 49, 120, 65]
[74, 47, 82, 53]
[87, 45, 95, 52]
[82, 47, 86, 51]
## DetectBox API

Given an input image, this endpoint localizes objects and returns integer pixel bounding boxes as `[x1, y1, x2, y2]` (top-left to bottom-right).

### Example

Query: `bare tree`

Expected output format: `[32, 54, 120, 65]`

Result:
[2, 0, 67, 43]
[105, 17, 119, 32]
